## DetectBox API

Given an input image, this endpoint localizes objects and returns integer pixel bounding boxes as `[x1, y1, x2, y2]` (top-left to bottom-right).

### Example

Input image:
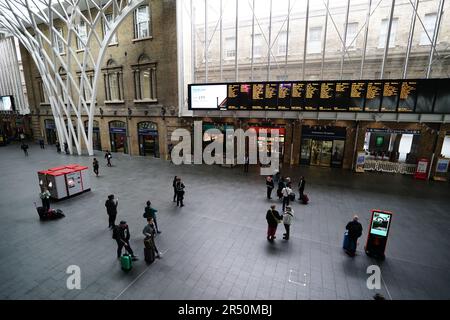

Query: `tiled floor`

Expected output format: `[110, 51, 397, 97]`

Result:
[0, 143, 449, 300]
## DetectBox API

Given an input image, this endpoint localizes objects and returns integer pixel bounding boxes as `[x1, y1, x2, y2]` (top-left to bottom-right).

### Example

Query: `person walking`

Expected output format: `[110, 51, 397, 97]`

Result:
[105, 194, 118, 229]
[143, 201, 161, 233]
[39, 139, 45, 149]
[283, 206, 294, 240]
[93, 158, 99, 177]
[266, 205, 282, 242]
[105, 151, 112, 167]
[172, 176, 178, 202]
[266, 176, 274, 199]
[298, 176, 306, 201]
[143, 217, 161, 259]
[55, 141, 61, 153]
[112, 221, 138, 260]
[175, 178, 185, 207]
[40, 188, 51, 211]
[281, 183, 293, 212]
[64, 142, 69, 154]
[345, 215, 363, 257]
[244, 155, 249, 172]
[21, 143, 29, 156]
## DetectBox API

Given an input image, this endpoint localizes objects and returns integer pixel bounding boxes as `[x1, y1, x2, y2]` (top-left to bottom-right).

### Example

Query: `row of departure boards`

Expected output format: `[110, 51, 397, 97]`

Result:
[222, 79, 450, 113]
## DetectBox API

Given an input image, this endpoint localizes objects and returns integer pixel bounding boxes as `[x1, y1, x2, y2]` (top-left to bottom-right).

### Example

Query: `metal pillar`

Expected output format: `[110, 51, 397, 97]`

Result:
[360, 0, 372, 79]
[426, 0, 445, 78]
[205, 0, 208, 83]
[402, 0, 418, 79]
[284, 0, 291, 78]
[267, 0, 273, 80]
[302, 0, 309, 80]
[320, 0, 329, 79]
[380, 0, 395, 79]
[340, 0, 351, 80]
[251, 0, 255, 81]
[235, 0, 239, 81]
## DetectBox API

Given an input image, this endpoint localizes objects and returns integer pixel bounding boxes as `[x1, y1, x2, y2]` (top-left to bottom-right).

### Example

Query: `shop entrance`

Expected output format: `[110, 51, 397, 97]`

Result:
[109, 121, 128, 153]
[138, 122, 159, 157]
[45, 119, 57, 144]
[249, 126, 285, 161]
[84, 120, 102, 151]
[300, 126, 346, 168]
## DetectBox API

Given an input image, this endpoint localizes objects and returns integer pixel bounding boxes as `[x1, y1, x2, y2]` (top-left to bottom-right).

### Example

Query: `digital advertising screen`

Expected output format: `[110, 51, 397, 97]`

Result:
[189, 85, 227, 110]
[370, 211, 392, 237]
[380, 81, 400, 112]
[398, 81, 417, 113]
[0, 96, 14, 111]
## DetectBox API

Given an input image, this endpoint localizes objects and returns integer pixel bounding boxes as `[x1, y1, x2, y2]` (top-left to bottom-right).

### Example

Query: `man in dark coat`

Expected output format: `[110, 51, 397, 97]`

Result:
[298, 176, 306, 200]
[175, 178, 185, 207]
[105, 194, 118, 229]
[266, 176, 274, 199]
[112, 221, 137, 260]
[266, 205, 282, 241]
[143, 201, 161, 233]
[345, 215, 363, 257]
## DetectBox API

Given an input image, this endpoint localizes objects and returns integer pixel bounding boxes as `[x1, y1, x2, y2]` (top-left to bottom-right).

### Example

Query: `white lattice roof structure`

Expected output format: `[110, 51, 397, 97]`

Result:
[0, 0, 144, 155]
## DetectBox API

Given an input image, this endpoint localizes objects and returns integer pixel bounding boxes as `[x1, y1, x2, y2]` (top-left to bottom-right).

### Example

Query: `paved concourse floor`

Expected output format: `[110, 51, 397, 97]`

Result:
[0, 143, 449, 300]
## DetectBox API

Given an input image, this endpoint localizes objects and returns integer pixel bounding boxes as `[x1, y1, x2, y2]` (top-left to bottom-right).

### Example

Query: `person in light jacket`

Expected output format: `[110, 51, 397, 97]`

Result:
[283, 206, 294, 240]
[281, 184, 292, 212]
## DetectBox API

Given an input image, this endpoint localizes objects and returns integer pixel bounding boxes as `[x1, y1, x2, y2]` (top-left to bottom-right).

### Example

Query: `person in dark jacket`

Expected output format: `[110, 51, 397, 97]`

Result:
[93, 158, 99, 177]
[266, 176, 274, 199]
[143, 201, 161, 233]
[112, 221, 137, 260]
[298, 176, 306, 201]
[276, 177, 286, 200]
[143, 218, 161, 259]
[266, 205, 282, 241]
[21, 143, 29, 156]
[175, 178, 185, 207]
[172, 176, 178, 202]
[345, 215, 363, 257]
[105, 151, 112, 167]
[39, 139, 45, 149]
[55, 141, 61, 153]
[105, 194, 118, 229]
[64, 142, 69, 154]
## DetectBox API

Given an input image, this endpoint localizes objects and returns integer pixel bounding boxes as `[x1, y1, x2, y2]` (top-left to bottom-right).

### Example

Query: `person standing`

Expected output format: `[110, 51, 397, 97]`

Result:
[277, 177, 285, 200]
[21, 143, 29, 156]
[105, 151, 112, 167]
[172, 176, 178, 202]
[93, 158, 99, 177]
[266, 205, 282, 242]
[345, 215, 363, 257]
[143, 217, 161, 259]
[55, 141, 61, 153]
[64, 142, 69, 154]
[39, 139, 45, 149]
[266, 176, 274, 199]
[143, 201, 161, 233]
[112, 221, 138, 260]
[244, 155, 249, 172]
[175, 178, 185, 207]
[105, 194, 118, 229]
[40, 188, 51, 211]
[283, 206, 294, 240]
[298, 176, 306, 201]
[281, 183, 292, 212]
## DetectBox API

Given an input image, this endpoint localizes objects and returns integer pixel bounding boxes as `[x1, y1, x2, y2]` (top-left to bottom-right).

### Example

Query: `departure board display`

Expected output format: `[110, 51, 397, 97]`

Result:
[415, 79, 436, 113]
[381, 81, 400, 112]
[291, 82, 306, 111]
[398, 81, 417, 112]
[349, 82, 366, 112]
[188, 79, 450, 114]
[278, 83, 292, 110]
[319, 82, 335, 111]
[227, 84, 240, 110]
[365, 82, 383, 112]
[264, 83, 279, 110]
[433, 78, 450, 114]
[252, 83, 265, 110]
[304, 82, 320, 111]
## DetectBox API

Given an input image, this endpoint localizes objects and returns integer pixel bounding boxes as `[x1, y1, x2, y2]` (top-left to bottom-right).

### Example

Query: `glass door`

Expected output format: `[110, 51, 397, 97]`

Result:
[300, 139, 312, 165]
[310, 140, 323, 166]
[320, 140, 333, 167]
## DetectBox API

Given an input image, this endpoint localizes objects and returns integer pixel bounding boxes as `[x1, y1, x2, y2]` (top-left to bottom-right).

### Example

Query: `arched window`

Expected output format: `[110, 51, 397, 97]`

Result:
[133, 54, 157, 101]
[102, 59, 123, 101]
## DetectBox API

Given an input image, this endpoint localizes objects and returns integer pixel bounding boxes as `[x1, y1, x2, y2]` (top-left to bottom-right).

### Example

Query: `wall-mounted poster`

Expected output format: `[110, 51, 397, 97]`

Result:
[355, 151, 366, 173]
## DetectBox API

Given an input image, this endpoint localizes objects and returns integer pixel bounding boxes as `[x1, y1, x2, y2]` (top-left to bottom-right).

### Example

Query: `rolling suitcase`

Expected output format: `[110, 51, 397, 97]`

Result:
[144, 247, 155, 264]
[343, 231, 350, 250]
[120, 254, 132, 271]
[301, 194, 309, 204]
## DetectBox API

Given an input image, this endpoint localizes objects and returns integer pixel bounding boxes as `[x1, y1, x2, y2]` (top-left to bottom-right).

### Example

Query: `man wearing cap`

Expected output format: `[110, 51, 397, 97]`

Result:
[345, 215, 363, 257]
[105, 194, 118, 229]
[113, 221, 138, 260]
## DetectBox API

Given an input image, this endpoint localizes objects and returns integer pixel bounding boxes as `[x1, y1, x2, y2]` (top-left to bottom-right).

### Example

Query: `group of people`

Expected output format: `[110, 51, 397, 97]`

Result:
[90, 151, 113, 177]
[105, 195, 162, 261]
[266, 173, 306, 211]
[266, 204, 294, 241]
[172, 176, 186, 207]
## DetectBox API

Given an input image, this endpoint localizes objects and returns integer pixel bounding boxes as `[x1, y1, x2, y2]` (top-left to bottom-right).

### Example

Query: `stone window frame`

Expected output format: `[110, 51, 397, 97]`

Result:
[132, 54, 158, 103]
[102, 59, 124, 103]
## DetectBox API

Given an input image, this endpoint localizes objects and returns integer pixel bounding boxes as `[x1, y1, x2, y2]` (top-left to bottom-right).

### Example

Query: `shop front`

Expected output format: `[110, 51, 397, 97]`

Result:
[84, 120, 102, 151]
[45, 119, 57, 144]
[248, 125, 286, 160]
[109, 121, 128, 153]
[138, 121, 159, 157]
[202, 123, 234, 151]
[300, 126, 347, 168]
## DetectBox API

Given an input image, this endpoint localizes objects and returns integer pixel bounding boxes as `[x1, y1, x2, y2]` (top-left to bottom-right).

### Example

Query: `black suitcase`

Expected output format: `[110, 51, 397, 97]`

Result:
[37, 206, 47, 220]
[144, 247, 155, 264]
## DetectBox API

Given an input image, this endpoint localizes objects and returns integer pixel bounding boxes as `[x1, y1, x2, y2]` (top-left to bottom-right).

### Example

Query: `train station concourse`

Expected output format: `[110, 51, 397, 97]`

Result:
[0, 0, 450, 303]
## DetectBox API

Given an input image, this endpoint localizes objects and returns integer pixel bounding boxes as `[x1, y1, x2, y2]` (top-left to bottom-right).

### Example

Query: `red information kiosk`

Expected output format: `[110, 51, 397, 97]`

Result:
[37, 164, 91, 200]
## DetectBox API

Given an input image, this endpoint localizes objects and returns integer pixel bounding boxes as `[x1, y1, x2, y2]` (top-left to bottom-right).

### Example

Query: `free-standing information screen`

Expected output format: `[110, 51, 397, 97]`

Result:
[365, 209, 393, 260]
[369, 211, 392, 237]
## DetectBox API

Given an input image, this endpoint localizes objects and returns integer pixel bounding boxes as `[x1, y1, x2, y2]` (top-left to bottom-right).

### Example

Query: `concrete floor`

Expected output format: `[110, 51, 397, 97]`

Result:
[0, 143, 449, 300]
